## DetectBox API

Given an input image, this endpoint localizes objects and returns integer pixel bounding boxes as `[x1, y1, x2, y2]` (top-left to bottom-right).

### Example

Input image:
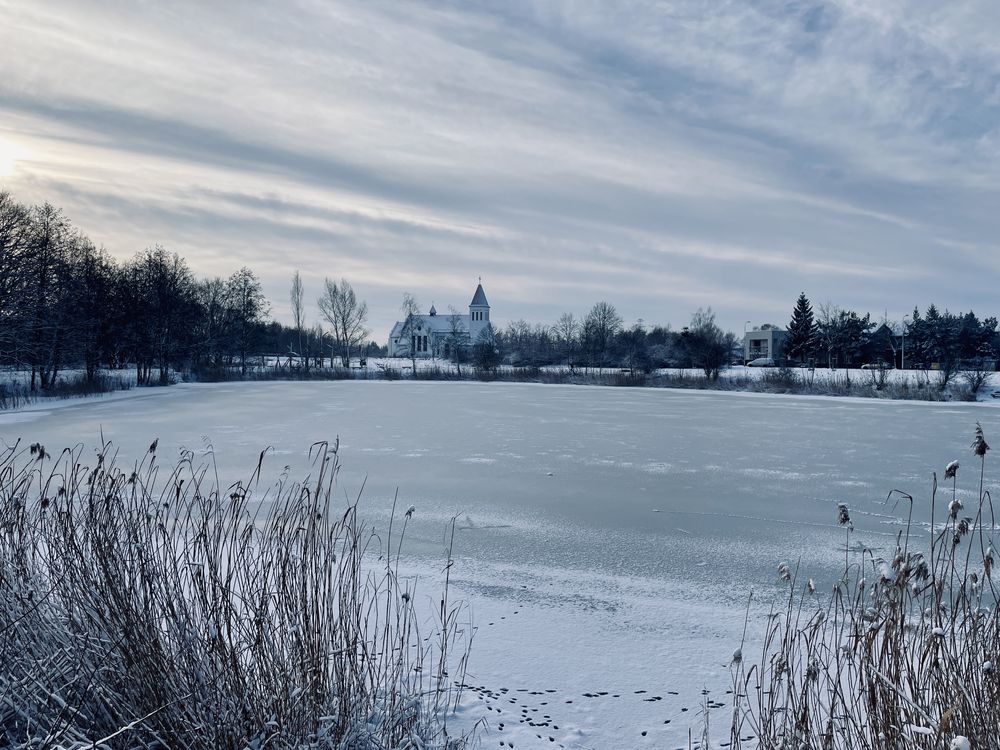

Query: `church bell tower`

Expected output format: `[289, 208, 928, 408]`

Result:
[468, 280, 490, 343]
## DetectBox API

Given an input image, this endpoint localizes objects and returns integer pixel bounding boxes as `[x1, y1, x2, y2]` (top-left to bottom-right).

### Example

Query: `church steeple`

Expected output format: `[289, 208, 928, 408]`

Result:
[470, 282, 489, 308]
[469, 279, 490, 341]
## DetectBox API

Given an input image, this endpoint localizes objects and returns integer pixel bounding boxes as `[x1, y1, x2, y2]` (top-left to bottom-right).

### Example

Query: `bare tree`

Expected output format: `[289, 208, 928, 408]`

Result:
[0, 192, 31, 358]
[621, 323, 651, 374]
[446, 306, 468, 376]
[553, 313, 579, 367]
[682, 308, 735, 381]
[69, 239, 115, 382]
[398, 293, 421, 373]
[227, 267, 270, 375]
[317, 278, 370, 367]
[290, 270, 305, 368]
[473, 323, 501, 375]
[23, 203, 72, 389]
[193, 277, 233, 367]
[962, 359, 994, 396]
[310, 323, 326, 368]
[130, 246, 199, 385]
[816, 302, 840, 369]
[582, 302, 622, 367]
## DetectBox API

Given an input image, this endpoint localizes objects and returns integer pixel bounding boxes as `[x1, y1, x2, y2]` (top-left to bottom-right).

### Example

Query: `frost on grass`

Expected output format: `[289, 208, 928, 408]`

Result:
[731, 425, 1000, 749]
[0, 439, 472, 749]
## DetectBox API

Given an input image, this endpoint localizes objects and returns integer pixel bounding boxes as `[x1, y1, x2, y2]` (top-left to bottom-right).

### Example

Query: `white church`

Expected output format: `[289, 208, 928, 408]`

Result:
[387, 282, 491, 358]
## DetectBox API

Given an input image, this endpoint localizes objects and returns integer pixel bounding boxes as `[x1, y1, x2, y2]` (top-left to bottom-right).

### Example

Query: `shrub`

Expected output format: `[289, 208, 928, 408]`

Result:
[0, 372, 134, 410]
[48, 371, 135, 397]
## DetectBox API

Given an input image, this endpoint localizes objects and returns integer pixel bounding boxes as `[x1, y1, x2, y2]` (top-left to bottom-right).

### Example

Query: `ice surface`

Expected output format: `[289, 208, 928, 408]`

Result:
[3, 381, 999, 747]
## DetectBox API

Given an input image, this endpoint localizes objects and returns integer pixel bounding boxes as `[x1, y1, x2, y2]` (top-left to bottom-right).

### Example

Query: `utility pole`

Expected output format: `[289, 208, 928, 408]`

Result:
[901, 314, 910, 370]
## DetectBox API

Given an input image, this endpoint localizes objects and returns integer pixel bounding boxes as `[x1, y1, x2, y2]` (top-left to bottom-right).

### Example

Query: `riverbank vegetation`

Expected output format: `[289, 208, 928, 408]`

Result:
[730, 424, 999, 748]
[0, 438, 471, 749]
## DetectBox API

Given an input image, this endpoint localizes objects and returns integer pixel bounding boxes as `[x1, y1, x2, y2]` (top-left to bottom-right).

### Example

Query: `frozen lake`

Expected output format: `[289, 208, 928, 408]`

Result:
[3, 381, 998, 748]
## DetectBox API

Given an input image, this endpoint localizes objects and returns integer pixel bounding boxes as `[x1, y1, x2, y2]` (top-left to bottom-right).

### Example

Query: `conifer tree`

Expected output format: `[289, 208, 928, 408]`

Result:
[786, 292, 817, 363]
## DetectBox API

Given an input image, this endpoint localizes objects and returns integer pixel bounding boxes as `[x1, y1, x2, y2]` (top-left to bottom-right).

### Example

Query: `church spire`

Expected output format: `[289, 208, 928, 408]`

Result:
[470, 281, 489, 307]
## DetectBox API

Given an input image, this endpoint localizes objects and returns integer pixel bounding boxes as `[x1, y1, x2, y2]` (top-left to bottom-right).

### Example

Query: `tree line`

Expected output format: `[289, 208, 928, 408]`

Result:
[4, 190, 996, 390]
[478, 293, 1000, 383]
[477, 302, 736, 379]
[784, 293, 997, 376]
[0, 191, 384, 391]
[0, 192, 276, 387]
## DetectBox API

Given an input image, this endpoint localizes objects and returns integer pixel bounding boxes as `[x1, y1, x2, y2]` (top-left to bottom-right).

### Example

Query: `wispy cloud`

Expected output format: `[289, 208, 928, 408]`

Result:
[1, 0, 998, 335]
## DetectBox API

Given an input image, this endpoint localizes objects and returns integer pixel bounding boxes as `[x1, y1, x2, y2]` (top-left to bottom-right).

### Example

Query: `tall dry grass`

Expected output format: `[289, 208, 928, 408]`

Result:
[731, 424, 999, 749]
[0, 372, 134, 410]
[0, 438, 471, 749]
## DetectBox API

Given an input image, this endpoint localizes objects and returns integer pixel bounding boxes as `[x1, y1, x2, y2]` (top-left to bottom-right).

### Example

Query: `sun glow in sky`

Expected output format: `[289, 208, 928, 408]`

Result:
[0, 137, 23, 178]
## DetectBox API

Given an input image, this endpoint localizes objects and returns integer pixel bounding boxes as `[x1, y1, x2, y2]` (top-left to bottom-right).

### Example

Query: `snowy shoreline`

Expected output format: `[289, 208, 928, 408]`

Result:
[3, 361, 998, 419]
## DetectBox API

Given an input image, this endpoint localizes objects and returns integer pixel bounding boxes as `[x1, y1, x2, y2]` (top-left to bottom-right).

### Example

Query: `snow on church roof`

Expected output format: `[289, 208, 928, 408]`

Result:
[403, 312, 468, 334]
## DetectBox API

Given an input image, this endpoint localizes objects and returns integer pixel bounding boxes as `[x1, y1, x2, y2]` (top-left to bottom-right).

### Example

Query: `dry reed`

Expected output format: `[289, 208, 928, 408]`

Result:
[731, 423, 1000, 749]
[0, 438, 472, 749]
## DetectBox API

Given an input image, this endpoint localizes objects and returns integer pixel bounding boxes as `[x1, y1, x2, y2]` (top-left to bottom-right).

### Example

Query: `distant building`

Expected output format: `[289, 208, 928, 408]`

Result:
[862, 323, 898, 366]
[387, 282, 491, 358]
[744, 326, 788, 362]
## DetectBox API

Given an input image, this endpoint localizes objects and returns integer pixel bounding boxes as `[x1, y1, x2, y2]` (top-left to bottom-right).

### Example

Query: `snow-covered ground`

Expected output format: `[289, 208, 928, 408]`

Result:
[2, 381, 998, 748]
[327, 357, 1000, 400]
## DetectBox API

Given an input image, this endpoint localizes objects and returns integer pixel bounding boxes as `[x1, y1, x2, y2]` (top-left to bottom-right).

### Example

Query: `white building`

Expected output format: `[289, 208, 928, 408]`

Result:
[387, 282, 491, 358]
[743, 326, 788, 362]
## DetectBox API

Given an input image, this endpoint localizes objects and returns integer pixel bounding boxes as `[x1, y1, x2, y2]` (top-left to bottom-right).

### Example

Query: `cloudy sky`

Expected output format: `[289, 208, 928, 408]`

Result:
[2, 1, 999, 337]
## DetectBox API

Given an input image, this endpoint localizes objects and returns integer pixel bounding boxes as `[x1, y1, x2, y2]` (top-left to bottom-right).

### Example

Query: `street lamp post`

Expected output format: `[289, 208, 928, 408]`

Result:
[743, 320, 752, 364]
[901, 315, 910, 370]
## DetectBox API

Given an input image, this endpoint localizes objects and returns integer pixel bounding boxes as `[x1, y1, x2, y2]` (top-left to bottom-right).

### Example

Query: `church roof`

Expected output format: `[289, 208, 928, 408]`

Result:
[470, 283, 489, 307]
[400, 313, 468, 334]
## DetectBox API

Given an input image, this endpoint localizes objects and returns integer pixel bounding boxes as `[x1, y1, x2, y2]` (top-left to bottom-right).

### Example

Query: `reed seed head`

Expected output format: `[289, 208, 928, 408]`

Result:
[778, 562, 791, 582]
[972, 423, 989, 457]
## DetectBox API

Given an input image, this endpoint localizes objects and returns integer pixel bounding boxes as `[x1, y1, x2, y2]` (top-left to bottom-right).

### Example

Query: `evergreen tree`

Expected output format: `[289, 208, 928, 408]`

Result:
[924, 304, 942, 363]
[904, 306, 924, 367]
[785, 292, 817, 363]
